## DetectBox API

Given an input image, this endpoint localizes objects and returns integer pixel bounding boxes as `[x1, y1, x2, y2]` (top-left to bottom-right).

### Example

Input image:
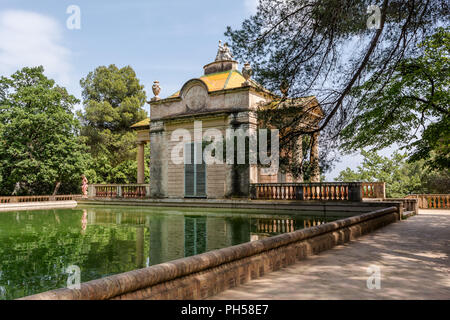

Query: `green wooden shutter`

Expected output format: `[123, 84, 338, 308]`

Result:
[196, 161, 206, 197]
[184, 143, 195, 197]
[184, 142, 207, 198]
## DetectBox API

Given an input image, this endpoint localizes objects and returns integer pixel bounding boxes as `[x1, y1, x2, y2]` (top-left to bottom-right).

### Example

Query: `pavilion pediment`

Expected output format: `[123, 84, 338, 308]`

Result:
[180, 79, 210, 112]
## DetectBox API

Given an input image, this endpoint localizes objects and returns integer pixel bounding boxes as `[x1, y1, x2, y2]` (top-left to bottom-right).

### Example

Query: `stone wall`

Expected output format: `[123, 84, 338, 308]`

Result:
[21, 206, 400, 300]
[165, 116, 230, 199]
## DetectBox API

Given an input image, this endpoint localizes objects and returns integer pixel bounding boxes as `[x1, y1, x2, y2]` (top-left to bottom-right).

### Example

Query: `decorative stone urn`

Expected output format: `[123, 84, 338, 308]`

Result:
[152, 80, 161, 101]
[242, 62, 252, 86]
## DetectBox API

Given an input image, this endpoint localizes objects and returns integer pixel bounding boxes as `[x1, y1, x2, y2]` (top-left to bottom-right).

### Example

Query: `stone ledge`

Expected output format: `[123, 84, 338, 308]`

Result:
[21, 206, 399, 300]
[78, 198, 402, 215]
[0, 200, 78, 212]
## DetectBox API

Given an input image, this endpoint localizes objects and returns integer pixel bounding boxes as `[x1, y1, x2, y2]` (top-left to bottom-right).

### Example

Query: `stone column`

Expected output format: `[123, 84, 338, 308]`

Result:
[149, 121, 167, 198]
[310, 132, 320, 182]
[224, 112, 255, 198]
[137, 142, 145, 184]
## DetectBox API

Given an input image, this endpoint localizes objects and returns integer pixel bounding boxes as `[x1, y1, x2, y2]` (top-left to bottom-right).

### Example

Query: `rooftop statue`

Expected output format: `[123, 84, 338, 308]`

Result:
[215, 40, 234, 61]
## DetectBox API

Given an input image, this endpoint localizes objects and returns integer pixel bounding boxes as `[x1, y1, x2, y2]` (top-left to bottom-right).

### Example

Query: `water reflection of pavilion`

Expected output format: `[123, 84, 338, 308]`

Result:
[85, 209, 252, 266]
[84, 209, 328, 267]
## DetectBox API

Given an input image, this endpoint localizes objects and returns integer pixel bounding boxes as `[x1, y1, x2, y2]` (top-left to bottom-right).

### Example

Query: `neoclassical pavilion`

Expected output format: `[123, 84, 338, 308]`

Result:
[131, 43, 323, 198]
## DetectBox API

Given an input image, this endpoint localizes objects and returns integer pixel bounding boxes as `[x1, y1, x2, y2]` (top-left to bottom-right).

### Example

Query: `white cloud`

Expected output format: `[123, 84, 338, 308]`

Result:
[244, 0, 258, 14]
[0, 10, 73, 85]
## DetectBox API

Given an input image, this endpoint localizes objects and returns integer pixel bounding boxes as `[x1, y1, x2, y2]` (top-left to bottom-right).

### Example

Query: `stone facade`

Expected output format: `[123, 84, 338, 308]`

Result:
[133, 45, 323, 199]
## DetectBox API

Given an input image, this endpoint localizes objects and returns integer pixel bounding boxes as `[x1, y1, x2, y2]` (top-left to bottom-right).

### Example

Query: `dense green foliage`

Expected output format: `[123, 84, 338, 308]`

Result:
[341, 27, 449, 171]
[0, 67, 90, 195]
[335, 150, 450, 197]
[77, 64, 148, 183]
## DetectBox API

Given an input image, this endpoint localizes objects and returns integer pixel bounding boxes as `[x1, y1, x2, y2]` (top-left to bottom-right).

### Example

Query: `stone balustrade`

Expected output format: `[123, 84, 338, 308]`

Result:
[361, 182, 386, 198]
[0, 194, 83, 204]
[89, 184, 151, 199]
[249, 182, 384, 202]
[405, 194, 450, 209]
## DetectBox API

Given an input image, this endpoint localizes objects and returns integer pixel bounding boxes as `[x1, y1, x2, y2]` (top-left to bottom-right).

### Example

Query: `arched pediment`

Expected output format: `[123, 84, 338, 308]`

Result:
[179, 79, 210, 112]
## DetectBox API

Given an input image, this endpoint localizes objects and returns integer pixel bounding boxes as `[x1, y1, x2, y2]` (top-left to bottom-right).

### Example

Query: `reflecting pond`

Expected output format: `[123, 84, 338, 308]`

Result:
[0, 205, 350, 299]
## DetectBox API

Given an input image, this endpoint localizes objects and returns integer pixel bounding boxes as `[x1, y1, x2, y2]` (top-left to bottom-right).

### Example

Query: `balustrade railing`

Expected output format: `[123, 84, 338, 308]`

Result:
[250, 182, 370, 201]
[405, 194, 450, 209]
[361, 182, 386, 198]
[89, 184, 150, 199]
[0, 194, 82, 204]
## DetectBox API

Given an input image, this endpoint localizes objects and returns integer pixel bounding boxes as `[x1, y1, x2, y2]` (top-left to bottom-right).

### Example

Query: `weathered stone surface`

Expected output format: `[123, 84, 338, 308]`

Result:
[211, 209, 450, 300]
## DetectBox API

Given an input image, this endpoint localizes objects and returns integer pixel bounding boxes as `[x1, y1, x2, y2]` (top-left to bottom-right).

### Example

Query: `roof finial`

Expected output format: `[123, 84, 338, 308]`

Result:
[242, 62, 253, 86]
[151, 80, 161, 101]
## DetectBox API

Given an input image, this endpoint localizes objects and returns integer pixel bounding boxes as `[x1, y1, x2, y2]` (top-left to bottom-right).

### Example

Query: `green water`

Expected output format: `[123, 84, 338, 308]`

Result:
[0, 205, 347, 300]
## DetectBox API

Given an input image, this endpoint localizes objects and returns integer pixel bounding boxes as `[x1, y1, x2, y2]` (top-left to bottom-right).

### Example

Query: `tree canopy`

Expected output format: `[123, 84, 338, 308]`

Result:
[0, 66, 90, 195]
[341, 27, 449, 170]
[77, 64, 148, 183]
[226, 0, 448, 175]
[335, 150, 450, 197]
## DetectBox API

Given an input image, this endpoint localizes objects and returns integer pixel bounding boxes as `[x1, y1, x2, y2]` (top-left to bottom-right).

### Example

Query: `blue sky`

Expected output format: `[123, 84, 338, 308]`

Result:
[0, 0, 393, 179]
[0, 0, 257, 103]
